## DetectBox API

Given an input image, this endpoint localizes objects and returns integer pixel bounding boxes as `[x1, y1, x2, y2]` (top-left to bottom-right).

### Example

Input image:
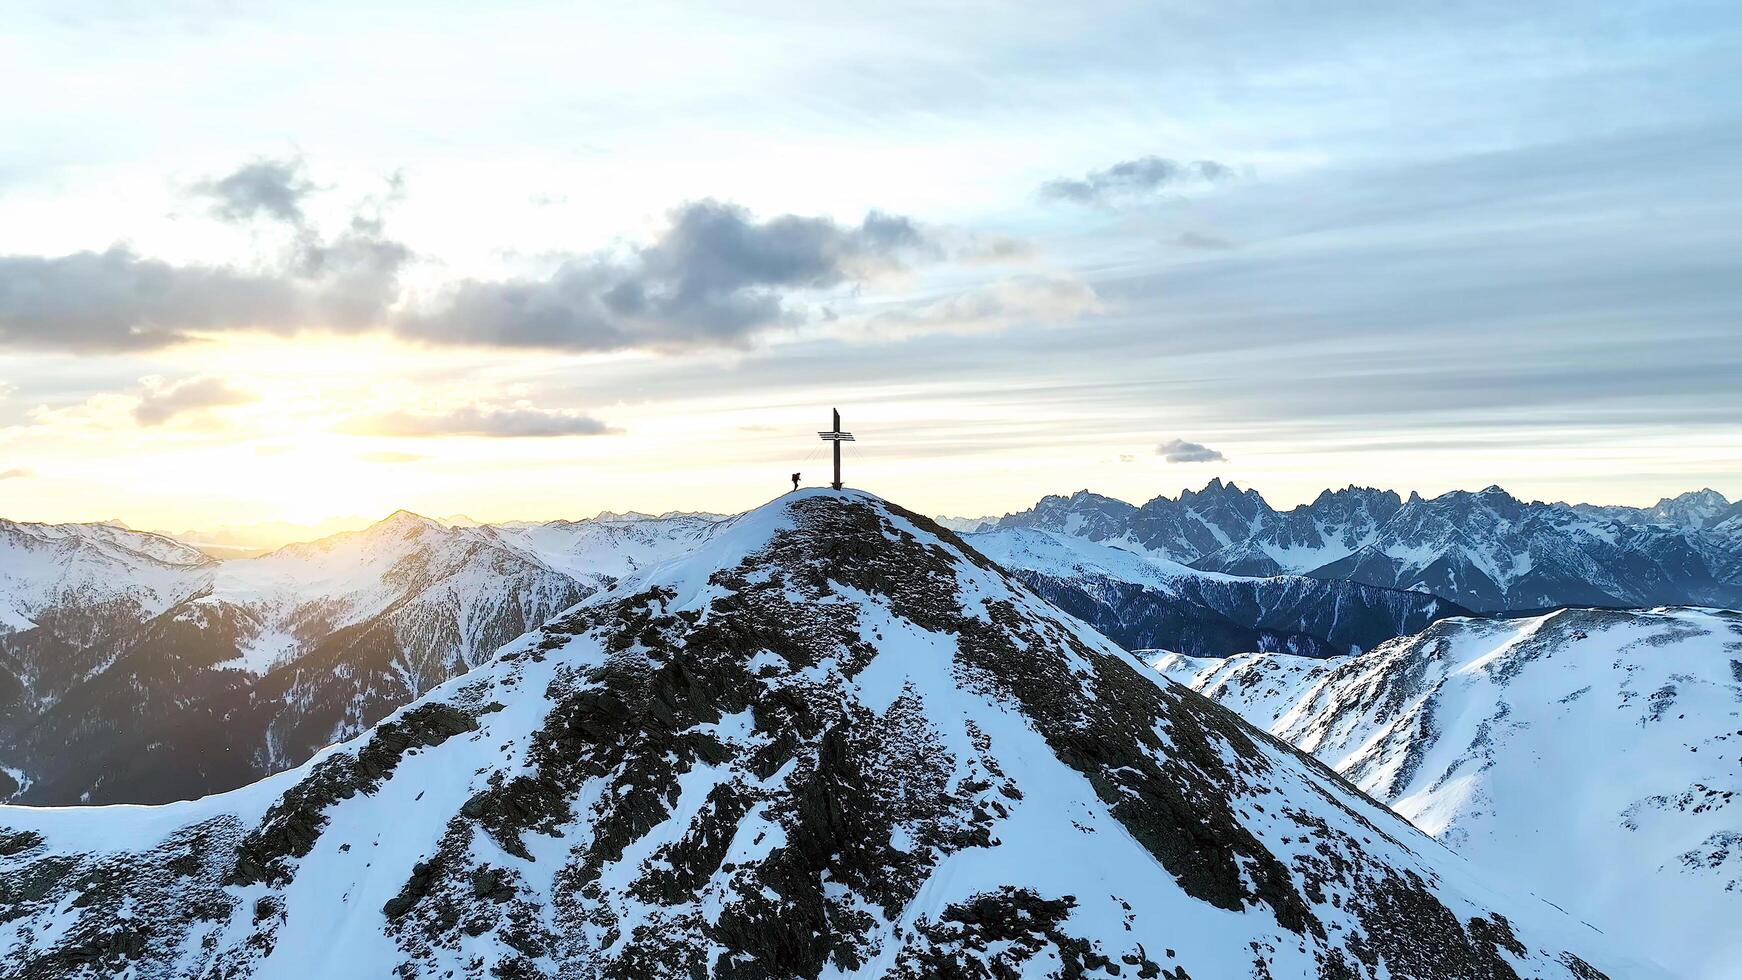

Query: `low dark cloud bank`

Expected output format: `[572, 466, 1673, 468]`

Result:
[0, 159, 409, 353]
[398, 200, 934, 352]
[0, 158, 937, 355]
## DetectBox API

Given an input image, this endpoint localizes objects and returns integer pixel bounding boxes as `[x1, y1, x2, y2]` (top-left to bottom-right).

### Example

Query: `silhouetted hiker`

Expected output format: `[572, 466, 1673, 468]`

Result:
[791, 472, 800, 492]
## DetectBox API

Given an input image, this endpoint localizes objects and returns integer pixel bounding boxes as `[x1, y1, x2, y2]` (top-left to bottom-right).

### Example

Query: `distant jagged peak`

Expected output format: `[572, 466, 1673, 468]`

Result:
[1305, 484, 1401, 508]
[377, 508, 441, 530]
[994, 488, 1136, 534]
[932, 513, 999, 534]
[1661, 486, 1728, 505]
[1563, 487, 1735, 529]
[1040, 487, 1134, 509]
[1171, 475, 1265, 504]
[1424, 484, 1520, 503]
[1389, 484, 1534, 516]
[588, 508, 660, 522]
[254, 508, 461, 562]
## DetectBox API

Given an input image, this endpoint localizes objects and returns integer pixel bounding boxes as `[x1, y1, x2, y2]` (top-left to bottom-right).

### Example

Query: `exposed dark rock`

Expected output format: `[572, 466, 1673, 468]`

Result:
[891, 887, 1162, 979]
[0, 828, 43, 857]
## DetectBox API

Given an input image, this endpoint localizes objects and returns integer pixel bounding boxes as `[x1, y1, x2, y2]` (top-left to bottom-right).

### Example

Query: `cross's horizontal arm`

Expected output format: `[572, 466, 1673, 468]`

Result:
[817, 432, 856, 441]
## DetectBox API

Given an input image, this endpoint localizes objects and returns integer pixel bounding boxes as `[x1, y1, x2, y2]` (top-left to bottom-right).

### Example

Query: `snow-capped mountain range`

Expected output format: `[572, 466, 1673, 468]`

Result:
[0, 510, 727, 804]
[968, 525, 1468, 658]
[1155, 606, 1742, 979]
[0, 491, 1650, 979]
[990, 481, 1742, 612]
[1564, 488, 1735, 529]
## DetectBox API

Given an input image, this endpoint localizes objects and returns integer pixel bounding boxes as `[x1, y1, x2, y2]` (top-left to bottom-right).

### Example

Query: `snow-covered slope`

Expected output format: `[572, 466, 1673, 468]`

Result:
[970, 526, 1467, 658]
[931, 514, 997, 534]
[0, 490, 1648, 979]
[488, 511, 727, 582]
[0, 510, 729, 804]
[0, 519, 220, 771]
[0, 518, 210, 685]
[1154, 607, 1742, 979]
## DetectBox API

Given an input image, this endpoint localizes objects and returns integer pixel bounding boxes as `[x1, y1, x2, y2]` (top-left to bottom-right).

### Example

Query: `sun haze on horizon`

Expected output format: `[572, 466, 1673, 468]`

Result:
[2, 2, 1739, 530]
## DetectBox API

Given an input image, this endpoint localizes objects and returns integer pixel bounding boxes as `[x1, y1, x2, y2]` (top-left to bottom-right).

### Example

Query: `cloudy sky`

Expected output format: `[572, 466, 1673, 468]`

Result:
[2, 1, 1738, 532]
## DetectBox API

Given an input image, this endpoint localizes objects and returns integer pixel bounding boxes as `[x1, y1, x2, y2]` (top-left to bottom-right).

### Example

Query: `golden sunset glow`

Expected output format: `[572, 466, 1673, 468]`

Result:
[0, 3, 1737, 537]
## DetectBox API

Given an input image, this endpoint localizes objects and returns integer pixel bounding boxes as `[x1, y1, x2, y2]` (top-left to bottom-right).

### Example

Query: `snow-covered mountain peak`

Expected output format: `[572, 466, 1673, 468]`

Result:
[380, 508, 442, 530]
[256, 509, 453, 566]
[0, 488, 1646, 978]
[0, 516, 210, 570]
[1175, 475, 1258, 503]
[0, 517, 212, 637]
[993, 488, 1136, 541]
[1566, 488, 1735, 530]
[1307, 484, 1402, 509]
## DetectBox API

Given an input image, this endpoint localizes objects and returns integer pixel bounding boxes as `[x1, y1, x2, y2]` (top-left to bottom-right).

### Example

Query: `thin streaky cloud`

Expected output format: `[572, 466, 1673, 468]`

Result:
[1039, 156, 1235, 206]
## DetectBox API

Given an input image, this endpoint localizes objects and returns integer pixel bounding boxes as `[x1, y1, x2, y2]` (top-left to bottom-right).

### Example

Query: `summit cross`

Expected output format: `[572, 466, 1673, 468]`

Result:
[817, 409, 855, 490]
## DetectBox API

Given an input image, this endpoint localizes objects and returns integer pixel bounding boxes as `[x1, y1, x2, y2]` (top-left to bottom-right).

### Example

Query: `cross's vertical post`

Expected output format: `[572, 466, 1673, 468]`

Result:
[818, 409, 855, 491]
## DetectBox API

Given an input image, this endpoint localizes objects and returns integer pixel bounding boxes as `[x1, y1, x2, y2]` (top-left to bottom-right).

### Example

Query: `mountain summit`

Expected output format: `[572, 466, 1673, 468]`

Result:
[0, 490, 1642, 978]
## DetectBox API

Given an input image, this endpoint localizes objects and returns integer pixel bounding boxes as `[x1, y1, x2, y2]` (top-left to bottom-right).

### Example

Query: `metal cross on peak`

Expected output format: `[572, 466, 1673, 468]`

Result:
[816, 408, 855, 490]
